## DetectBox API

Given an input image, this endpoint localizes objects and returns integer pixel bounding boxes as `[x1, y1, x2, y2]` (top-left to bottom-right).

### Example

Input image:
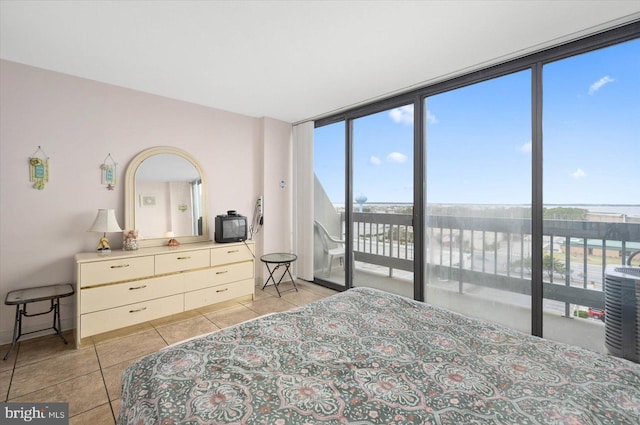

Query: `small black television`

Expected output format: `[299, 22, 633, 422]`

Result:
[215, 211, 247, 243]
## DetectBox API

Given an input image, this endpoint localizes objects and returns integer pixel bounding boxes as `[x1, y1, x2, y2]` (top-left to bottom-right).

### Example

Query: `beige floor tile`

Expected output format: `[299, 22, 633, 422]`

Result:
[0, 343, 17, 372]
[112, 399, 122, 420]
[9, 346, 99, 399]
[15, 330, 76, 367]
[102, 357, 142, 402]
[281, 287, 329, 306]
[1, 369, 12, 402]
[196, 297, 251, 315]
[253, 284, 277, 300]
[155, 315, 220, 346]
[260, 280, 300, 298]
[149, 309, 201, 328]
[243, 295, 298, 316]
[205, 303, 262, 328]
[10, 370, 108, 417]
[70, 402, 115, 425]
[91, 322, 155, 346]
[96, 329, 166, 368]
[296, 280, 340, 296]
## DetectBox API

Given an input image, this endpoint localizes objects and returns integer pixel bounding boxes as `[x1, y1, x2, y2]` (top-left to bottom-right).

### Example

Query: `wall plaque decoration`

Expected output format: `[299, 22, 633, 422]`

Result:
[101, 153, 117, 190]
[29, 146, 49, 190]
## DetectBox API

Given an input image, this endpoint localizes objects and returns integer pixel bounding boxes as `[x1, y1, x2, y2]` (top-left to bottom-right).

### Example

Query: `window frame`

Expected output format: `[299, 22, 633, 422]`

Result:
[313, 21, 640, 337]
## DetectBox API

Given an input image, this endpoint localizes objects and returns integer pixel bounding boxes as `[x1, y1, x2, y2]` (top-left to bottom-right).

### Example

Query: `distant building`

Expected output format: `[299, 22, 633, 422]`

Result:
[587, 212, 640, 224]
[561, 238, 640, 259]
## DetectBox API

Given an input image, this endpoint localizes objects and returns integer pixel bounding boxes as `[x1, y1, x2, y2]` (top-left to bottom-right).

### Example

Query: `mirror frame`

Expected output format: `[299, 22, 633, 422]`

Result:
[124, 146, 209, 247]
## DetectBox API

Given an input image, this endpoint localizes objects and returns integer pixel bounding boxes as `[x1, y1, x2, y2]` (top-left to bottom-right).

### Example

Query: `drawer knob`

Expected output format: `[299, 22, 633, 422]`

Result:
[216, 270, 228, 275]
[216, 288, 229, 293]
[129, 307, 147, 313]
[129, 285, 147, 290]
[177, 256, 191, 260]
[110, 264, 130, 269]
[227, 250, 239, 253]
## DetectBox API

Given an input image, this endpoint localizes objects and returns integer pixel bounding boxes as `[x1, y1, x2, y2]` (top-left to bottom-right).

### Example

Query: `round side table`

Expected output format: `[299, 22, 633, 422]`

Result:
[260, 253, 298, 297]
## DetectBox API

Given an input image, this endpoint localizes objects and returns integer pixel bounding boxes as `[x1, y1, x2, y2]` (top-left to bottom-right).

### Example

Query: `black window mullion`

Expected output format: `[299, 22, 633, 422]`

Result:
[414, 95, 426, 302]
[531, 61, 544, 337]
[345, 118, 354, 290]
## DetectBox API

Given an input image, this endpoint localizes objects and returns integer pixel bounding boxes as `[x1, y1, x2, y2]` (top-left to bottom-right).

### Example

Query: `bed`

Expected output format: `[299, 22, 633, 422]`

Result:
[119, 287, 640, 424]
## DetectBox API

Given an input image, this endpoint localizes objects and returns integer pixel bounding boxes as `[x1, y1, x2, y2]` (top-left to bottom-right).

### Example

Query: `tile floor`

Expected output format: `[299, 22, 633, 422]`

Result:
[0, 280, 337, 424]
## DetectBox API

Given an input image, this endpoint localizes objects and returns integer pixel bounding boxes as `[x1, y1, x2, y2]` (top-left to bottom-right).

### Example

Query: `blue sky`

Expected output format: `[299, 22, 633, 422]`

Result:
[315, 38, 639, 206]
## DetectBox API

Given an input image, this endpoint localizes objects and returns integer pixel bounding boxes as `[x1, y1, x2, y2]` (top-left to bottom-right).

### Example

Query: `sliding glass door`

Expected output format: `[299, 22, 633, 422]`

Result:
[424, 71, 532, 333]
[313, 121, 346, 289]
[352, 106, 415, 298]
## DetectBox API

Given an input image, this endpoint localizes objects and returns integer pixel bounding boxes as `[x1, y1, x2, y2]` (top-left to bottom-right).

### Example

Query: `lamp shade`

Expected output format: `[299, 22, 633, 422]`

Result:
[87, 209, 122, 233]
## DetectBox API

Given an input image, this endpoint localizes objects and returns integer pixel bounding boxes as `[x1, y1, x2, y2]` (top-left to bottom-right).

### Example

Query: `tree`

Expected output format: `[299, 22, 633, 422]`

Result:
[542, 254, 567, 279]
[518, 255, 567, 279]
[543, 207, 588, 220]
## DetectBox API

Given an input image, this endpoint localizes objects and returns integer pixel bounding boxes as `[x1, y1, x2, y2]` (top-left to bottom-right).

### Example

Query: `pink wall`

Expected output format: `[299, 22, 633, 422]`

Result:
[261, 117, 294, 277]
[0, 60, 292, 344]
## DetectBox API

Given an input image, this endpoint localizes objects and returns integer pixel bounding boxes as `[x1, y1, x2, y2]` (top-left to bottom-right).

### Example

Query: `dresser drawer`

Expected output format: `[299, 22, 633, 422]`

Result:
[80, 294, 183, 338]
[184, 279, 254, 310]
[155, 249, 210, 275]
[80, 274, 184, 314]
[210, 244, 254, 265]
[184, 261, 254, 292]
[79, 256, 154, 287]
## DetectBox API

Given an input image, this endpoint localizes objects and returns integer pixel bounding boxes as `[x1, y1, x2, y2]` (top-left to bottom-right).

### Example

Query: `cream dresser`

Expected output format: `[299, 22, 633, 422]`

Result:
[74, 241, 254, 347]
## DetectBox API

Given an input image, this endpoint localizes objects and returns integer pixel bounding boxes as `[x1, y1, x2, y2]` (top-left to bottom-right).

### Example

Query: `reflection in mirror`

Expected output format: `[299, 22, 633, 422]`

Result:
[125, 147, 209, 247]
[135, 154, 202, 238]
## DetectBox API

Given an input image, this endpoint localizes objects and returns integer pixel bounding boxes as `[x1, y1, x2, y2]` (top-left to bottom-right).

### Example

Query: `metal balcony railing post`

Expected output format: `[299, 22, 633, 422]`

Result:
[389, 224, 394, 278]
[582, 239, 588, 289]
[565, 236, 571, 317]
[459, 229, 464, 293]
[482, 230, 487, 273]
[507, 233, 511, 277]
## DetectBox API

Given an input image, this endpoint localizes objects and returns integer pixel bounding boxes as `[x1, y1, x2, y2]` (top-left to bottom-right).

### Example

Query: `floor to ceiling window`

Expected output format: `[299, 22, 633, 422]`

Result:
[311, 23, 639, 356]
[424, 70, 532, 333]
[352, 106, 415, 298]
[313, 121, 346, 289]
[541, 38, 640, 353]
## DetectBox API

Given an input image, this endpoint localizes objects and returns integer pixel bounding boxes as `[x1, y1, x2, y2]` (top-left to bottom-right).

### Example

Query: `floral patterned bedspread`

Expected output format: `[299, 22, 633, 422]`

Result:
[119, 287, 640, 424]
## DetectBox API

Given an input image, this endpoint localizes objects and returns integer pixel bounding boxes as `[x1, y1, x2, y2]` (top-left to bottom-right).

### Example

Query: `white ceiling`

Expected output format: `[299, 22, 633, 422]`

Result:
[1, 1, 639, 123]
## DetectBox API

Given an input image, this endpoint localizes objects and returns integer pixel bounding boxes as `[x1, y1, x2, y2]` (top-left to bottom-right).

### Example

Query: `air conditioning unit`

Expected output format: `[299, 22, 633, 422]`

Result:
[604, 265, 640, 363]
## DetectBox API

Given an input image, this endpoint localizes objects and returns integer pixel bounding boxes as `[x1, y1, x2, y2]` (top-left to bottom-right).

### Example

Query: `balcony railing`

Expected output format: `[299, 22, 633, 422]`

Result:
[348, 212, 640, 311]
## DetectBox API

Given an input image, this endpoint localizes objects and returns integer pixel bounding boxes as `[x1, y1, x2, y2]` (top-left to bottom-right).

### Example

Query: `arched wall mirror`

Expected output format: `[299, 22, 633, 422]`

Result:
[124, 146, 209, 247]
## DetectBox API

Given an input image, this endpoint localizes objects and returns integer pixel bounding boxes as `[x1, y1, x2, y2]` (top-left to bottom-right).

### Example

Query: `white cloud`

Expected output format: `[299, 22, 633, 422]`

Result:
[387, 152, 408, 163]
[389, 104, 438, 125]
[571, 168, 587, 179]
[426, 110, 438, 125]
[389, 105, 414, 124]
[520, 141, 532, 153]
[588, 76, 615, 95]
[369, 156, 381, 165]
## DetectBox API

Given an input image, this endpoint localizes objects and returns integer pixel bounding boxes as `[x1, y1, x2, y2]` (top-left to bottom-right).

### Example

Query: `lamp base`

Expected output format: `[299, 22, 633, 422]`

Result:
[97, 248, 111, 256]
[97, 235, 111, 252]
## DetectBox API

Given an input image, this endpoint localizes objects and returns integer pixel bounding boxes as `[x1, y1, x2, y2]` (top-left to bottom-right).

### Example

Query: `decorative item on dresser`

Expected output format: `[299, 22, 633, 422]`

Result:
[87, 208, 123, 252]
[74, 240, 255, 348]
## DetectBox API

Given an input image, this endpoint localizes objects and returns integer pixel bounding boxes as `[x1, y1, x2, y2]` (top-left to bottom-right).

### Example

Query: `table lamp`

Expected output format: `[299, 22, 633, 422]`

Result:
[87, 209, 122, 252]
